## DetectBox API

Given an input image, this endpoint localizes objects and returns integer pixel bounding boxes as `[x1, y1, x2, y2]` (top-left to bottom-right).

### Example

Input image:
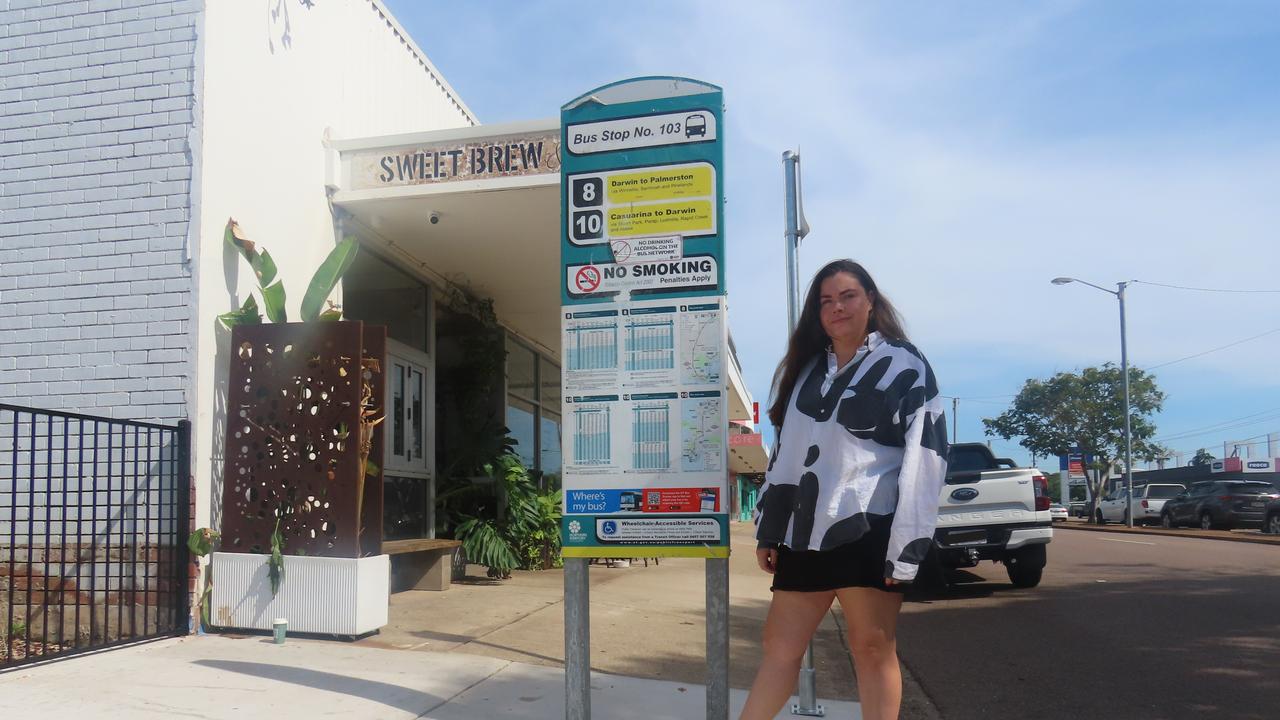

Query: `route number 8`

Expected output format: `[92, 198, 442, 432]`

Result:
[573, 177, 604, 208]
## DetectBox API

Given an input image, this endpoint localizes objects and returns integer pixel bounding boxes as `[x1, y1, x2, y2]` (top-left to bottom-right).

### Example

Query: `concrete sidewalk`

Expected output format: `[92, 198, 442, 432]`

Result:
[0, 634, 860, 719]
[1, 521, 945, 718]
[359, 521, 861, 700]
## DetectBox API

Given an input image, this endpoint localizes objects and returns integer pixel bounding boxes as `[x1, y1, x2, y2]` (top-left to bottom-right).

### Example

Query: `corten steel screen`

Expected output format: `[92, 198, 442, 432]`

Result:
[220, 322, 385, 559]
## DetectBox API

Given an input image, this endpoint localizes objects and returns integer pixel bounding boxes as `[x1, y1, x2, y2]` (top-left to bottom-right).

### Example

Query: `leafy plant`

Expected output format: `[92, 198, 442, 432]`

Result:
[218, 218, 358, 327]
[519, 488, 563, 571]
[448, 454, 561, 578]
[187, 528, 221, 629]
[268, 518, 286, 596]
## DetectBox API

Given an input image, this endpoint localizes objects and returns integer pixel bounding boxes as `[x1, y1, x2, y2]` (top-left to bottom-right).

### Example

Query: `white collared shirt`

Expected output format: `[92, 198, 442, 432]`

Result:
[755, 333, 949, 582]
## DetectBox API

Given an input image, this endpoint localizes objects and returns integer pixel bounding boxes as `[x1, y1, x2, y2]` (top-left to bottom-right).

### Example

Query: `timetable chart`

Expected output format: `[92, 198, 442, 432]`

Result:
[625, 316, 675, 371]
[573, 404, 612, 465]
[567, 319, 618, 371]
[631, 402, 672, 470]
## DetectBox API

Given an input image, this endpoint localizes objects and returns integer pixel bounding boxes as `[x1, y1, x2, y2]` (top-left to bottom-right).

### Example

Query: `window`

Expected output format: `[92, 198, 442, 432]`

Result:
[1224, 482, 1277, 495]
[386, 340, 432, 478]
[505, 335, 561, 482]
[507, 396, 537, 470]
[343, 250, 429, 353]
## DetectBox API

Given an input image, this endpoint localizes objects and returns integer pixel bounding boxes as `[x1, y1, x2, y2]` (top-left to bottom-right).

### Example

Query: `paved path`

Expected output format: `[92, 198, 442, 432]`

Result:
[0, 634, 860, 719]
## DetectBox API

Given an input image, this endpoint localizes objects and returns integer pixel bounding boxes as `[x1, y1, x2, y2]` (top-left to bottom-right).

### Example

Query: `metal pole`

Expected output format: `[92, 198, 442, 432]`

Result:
[707, 558, 730, 720]
[1119, 282, 1134, 528]
[782, 151, 803, 331]
[783, 150, 824, 717]
[952, 397, 958, 445]
[565, 557, 591, 720]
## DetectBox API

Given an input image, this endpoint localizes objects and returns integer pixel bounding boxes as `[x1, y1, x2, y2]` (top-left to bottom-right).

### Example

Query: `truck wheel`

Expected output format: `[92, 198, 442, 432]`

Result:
[1007, 564, 1043, 588]
[1005, 545, 1046, 588]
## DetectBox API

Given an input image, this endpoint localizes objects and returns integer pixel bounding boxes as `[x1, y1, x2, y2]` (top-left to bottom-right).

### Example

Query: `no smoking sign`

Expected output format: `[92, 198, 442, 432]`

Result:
[574, 265, 602, 293]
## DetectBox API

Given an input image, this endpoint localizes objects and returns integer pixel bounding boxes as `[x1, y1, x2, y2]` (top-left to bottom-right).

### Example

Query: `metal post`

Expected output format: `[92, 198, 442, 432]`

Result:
[952, 397, 958, 445]
[706, 558, 730, 720]
[1119, 282, 1134, 528]
[565, 558, 591, 720]
[782, 151, 803, 331]
[783, 150, 824, 717]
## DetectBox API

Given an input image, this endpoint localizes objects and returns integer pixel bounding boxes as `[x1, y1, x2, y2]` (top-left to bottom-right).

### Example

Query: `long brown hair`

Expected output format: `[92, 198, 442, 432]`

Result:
[768, 260, 907, 427]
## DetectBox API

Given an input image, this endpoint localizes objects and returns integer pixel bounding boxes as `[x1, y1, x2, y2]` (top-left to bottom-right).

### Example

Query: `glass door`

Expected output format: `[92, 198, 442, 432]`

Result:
[386, 339, 433, 480]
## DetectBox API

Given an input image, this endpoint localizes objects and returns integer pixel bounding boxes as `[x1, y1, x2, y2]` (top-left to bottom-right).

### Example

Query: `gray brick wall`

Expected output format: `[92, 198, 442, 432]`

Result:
[0, 0, 200, 423]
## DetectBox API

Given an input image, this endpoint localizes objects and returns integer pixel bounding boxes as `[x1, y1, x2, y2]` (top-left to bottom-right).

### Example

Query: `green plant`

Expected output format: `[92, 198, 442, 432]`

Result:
[7, 621, 27, 638]
[268, 518, 286, 596]
[518, 488, 563, 570]
[218, 218, 358, 327]
[448, 454, 562, 578]
[187, 528, 220, 629]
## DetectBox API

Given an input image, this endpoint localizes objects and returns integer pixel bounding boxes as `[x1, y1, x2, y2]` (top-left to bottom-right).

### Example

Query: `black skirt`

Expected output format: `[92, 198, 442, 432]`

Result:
[770, 513, 905, 594]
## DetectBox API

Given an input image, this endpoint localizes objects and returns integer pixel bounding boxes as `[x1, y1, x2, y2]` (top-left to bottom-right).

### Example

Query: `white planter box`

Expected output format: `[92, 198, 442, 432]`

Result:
[210, 552, 389, 636]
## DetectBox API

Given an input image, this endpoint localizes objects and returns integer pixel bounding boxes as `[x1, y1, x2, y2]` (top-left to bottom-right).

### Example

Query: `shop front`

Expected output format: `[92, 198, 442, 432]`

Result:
[326, 119, 767, 543]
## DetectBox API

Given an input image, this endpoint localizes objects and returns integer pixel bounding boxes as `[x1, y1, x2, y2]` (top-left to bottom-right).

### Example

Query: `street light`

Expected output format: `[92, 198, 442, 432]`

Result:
[1051, 277, 1135, 528]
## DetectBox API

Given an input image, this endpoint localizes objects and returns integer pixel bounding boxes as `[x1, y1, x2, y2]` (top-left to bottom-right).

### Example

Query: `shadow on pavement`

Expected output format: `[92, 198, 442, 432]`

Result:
[193, 659, 448, 714]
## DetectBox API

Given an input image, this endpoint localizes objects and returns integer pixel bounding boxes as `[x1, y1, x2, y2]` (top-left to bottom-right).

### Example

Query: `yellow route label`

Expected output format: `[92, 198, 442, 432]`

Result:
[607, 200, 714, 238]
[607, 164, 713, 204]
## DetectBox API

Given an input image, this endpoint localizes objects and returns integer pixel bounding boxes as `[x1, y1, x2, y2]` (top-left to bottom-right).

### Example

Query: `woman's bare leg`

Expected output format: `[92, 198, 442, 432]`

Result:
[835, 587, 905, 720]
[739, 589, 835, 720]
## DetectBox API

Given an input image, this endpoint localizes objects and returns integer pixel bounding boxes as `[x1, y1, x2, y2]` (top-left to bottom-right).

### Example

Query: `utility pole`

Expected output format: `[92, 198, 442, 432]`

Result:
[952, 396, 958, 445]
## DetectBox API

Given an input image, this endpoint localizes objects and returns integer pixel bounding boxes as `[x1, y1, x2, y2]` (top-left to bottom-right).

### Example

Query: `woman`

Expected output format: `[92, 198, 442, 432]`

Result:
[740, 260, 949, 720]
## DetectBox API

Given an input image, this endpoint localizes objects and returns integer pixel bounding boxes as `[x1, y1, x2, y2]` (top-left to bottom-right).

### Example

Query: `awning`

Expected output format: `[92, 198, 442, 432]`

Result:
[326, 119, 768, 473]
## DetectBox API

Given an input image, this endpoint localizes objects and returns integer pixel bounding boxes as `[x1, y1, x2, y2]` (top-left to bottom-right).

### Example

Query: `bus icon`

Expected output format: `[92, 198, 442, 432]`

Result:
[685, 113, 707, 138]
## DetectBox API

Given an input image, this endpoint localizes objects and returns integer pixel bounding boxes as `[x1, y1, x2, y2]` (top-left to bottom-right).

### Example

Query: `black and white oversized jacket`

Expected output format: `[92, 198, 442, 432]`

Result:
[755, 332, 949, 582]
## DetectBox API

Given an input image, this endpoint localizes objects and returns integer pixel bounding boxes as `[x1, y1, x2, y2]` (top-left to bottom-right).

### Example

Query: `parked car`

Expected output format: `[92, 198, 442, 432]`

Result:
[1097, 483, 1185, 525]
[1160, 480, 1280, 530]
[1049, 503, 1069, 522]
[1264, 498, 1280, 535]
[1068, 501, 1089, 518]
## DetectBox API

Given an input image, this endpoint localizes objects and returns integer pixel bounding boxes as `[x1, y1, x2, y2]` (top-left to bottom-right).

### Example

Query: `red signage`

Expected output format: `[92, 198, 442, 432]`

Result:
[729, 433, 762, 447]
[642, 487, 719, 513]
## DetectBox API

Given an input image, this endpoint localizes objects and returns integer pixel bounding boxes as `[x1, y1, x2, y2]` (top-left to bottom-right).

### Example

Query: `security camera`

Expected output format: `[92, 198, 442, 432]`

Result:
[429, 211, 440, 225]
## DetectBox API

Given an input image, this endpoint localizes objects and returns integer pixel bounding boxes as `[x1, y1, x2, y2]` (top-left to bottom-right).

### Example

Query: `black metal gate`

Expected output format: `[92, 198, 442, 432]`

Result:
[1, 404, 190, 669]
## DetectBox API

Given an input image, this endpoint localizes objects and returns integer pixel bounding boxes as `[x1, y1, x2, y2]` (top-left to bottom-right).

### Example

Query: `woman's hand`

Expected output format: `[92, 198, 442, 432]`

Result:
[756, 547, 778, 574]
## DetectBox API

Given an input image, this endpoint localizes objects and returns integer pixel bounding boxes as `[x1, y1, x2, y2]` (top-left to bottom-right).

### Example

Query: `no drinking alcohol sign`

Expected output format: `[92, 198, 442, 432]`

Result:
[559, 77, 729, 559]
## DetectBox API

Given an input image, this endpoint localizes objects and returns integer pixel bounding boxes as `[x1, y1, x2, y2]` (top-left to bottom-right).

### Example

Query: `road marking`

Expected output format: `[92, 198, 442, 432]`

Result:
[1095, 537, 1157, 546]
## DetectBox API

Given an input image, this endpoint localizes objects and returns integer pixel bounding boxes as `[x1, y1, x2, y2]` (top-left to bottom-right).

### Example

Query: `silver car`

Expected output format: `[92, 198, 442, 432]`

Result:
[1098, 483, 1186, 525]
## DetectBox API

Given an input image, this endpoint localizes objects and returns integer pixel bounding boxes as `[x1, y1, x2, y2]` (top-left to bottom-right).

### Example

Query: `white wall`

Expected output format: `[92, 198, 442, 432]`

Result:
[189, 0, 474, 531]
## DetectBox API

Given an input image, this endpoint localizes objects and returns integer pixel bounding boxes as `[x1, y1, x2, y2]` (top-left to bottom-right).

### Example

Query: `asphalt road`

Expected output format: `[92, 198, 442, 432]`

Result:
[895, 528, 1280, 720]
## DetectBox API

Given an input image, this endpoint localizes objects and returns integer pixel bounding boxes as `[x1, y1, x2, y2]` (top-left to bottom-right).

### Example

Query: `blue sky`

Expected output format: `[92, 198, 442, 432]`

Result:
[383, 0, 1280, 469]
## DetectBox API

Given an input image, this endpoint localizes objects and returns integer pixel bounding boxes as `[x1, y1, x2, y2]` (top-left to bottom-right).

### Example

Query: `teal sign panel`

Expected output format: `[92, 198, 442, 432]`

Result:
[560, 77, 725, 306]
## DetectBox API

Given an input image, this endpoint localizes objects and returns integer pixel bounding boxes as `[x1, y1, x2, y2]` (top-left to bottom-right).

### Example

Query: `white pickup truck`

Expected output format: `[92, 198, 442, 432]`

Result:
[1098, 483, 1187, 525]
[928, 443, 1053, 588]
